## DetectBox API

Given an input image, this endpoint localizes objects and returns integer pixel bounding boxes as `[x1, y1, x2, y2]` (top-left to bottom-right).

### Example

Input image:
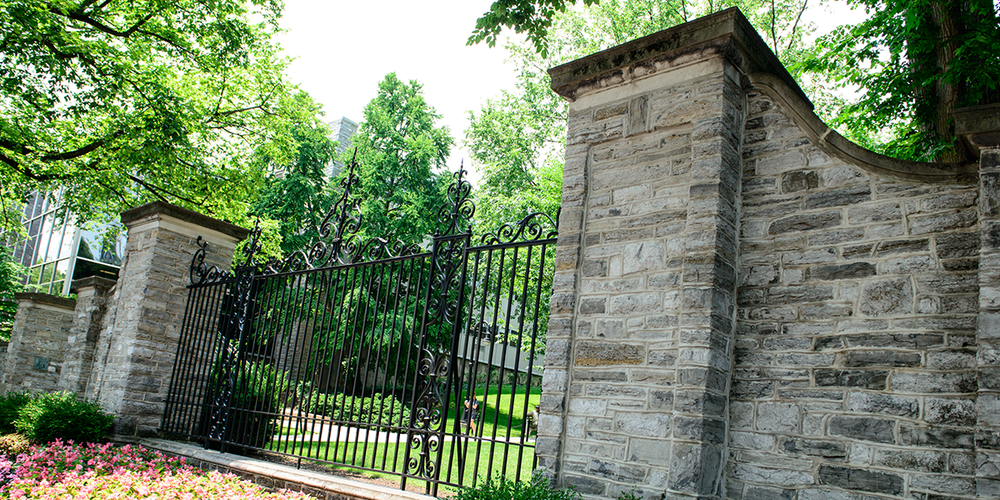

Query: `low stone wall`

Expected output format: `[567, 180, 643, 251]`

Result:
[2, 293, 75, 393]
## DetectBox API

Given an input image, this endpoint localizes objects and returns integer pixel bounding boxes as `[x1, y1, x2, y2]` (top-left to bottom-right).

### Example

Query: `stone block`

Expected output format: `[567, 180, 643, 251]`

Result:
[815, 370, 888, 390]
[898, 425, 973, 448]
[574, 341, 643, 366]
[858, 278, 913, 316]
[845, 392, 918, 417]
[668, 442, 723, 494]
[817, 465, 903, 496]
[755, 402, 800, 433]
[804, 185, 871, 209]
[828, 415, 894, 444]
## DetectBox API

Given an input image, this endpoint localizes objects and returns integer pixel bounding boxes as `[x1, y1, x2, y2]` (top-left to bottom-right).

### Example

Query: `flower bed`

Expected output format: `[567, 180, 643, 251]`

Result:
[0, 440, 315, 499]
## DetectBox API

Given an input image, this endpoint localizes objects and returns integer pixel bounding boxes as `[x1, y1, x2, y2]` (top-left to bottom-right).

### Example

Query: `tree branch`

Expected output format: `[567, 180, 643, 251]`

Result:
[787, 0, 809, 53]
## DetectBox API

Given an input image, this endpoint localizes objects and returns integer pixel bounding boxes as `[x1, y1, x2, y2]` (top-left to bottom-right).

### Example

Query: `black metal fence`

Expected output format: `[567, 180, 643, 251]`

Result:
[161, 165, 557, 495]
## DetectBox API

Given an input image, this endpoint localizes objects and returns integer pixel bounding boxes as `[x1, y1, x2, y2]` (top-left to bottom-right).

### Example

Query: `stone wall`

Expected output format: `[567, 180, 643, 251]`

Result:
[545, 8, 994, 500]
[729, 81, 979, 500]
[3, 293, 75, 393]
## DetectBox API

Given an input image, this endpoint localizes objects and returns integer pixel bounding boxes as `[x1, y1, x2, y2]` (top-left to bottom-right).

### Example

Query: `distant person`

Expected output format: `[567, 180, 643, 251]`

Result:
[526, 404, 539, 438]
[464, 398, 480, 434]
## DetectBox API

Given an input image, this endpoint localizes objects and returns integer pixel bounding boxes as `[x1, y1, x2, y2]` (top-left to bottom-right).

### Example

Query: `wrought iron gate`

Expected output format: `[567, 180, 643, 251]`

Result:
[161, 164, 557, 495]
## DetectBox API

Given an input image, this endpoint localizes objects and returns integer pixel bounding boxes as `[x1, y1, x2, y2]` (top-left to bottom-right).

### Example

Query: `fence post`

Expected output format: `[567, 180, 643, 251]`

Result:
[92, 202, 248, 436]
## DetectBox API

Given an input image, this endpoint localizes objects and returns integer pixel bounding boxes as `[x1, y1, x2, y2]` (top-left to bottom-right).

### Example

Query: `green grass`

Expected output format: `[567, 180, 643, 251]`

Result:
[277, 438, 536, 492]
[269, 385, 541, 491]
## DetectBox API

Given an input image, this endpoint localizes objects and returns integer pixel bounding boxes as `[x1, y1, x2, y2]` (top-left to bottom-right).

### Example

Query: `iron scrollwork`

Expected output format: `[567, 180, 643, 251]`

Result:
[207, 221, 263, 446]
[437, 167, 475, 237]
[479, 211, 559, 245]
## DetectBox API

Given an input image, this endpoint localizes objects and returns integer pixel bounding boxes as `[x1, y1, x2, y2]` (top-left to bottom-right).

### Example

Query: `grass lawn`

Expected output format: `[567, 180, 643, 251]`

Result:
[272, 384, 540, 491]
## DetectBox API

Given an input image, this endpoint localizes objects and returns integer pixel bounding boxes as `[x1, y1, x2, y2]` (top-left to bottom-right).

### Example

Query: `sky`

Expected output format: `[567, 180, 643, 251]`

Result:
[274, 1, 515, 173]
[275, 1, 868, 175]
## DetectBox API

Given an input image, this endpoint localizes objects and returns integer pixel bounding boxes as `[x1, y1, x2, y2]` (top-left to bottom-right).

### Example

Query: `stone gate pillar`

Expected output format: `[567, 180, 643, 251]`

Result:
[540, 10, 804, 499]
[956, 103, 1000, 498]
[91, 202, 248, 436]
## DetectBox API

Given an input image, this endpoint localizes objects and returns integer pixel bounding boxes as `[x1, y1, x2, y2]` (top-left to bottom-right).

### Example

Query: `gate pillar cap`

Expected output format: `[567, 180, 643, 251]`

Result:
[121, 201, 250, 248]
[548, 7, 808, 106]
[70, 276, 118, 295]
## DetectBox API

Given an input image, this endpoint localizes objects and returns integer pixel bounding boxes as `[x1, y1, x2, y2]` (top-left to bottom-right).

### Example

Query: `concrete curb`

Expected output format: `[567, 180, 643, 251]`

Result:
[121, 437, 437, 500]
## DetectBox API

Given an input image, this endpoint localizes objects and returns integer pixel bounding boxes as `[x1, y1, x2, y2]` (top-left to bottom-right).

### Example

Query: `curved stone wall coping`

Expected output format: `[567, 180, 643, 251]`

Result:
[749, 72, 978, 184]
[549, 7, 977, 185]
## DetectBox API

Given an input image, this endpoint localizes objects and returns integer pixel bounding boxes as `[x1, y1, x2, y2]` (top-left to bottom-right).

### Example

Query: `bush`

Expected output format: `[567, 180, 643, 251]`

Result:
[456, 473, 581, 500]
[0, 434, 30, 456]
[0, 392, 32, 434]
[202, 360, 289, 452]
[13, 392, 113, 444]
[303, 392, 410, 427]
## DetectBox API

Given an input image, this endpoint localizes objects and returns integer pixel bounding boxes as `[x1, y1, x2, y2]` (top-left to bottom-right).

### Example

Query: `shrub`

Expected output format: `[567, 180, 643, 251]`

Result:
[0, 434, 30, 456]
[456, 473, 581, 500]
[0, 392, 31, 434]
[202, 360, 289, 452]
[13, 392, 113, 444]
[304, 392, 410, 427]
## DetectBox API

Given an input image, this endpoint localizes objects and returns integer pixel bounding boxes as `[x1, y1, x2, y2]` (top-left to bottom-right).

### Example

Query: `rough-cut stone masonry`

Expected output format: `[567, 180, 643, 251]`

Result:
[59, 277, 116, 396]
[545, 8, 999, 500]
[3, 293, 75, 393]
[88, 203, 247, 435]
[731, 87, 980, 500]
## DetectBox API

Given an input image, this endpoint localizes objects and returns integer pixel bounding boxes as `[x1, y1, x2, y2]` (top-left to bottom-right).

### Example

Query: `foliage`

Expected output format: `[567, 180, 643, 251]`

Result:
[337, 73, 454, 248]
[456, 472, 580, 500]
[250, 92, 340, 258]
[795, 0, 1000, 161]
[469, 0, 815, 61]
[0, 434, 31, 457]
[0, 246, 24, 340]
[209, 359, 289, 451]
[302, 391, 411, 427]
[0, 392, 32, 434]
[0, 0, 322, 234]
[0, 440, 313, 499]
[13, 392, 113, 444]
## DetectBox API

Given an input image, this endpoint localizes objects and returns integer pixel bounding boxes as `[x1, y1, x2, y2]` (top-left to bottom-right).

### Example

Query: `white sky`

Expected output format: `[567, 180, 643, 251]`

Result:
[276, 0, 868, 174]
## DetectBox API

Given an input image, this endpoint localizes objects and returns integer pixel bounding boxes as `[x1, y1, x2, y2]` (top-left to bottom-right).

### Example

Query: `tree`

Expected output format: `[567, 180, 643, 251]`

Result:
[796, 0, 1000, 161]
[337, 73, 455, 249]
[0, 0, 311, 234]
[470, 0, 814, 62]
[0, 246, 24, 341]
[250, 92, 339, 258]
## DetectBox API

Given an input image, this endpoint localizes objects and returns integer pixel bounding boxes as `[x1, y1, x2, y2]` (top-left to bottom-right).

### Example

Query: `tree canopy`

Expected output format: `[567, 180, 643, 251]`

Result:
[0, 0, 316, 234]
[337, 73, 454, 248]
[796, 0, 1000, 161]
[250, 92, 339, 259]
